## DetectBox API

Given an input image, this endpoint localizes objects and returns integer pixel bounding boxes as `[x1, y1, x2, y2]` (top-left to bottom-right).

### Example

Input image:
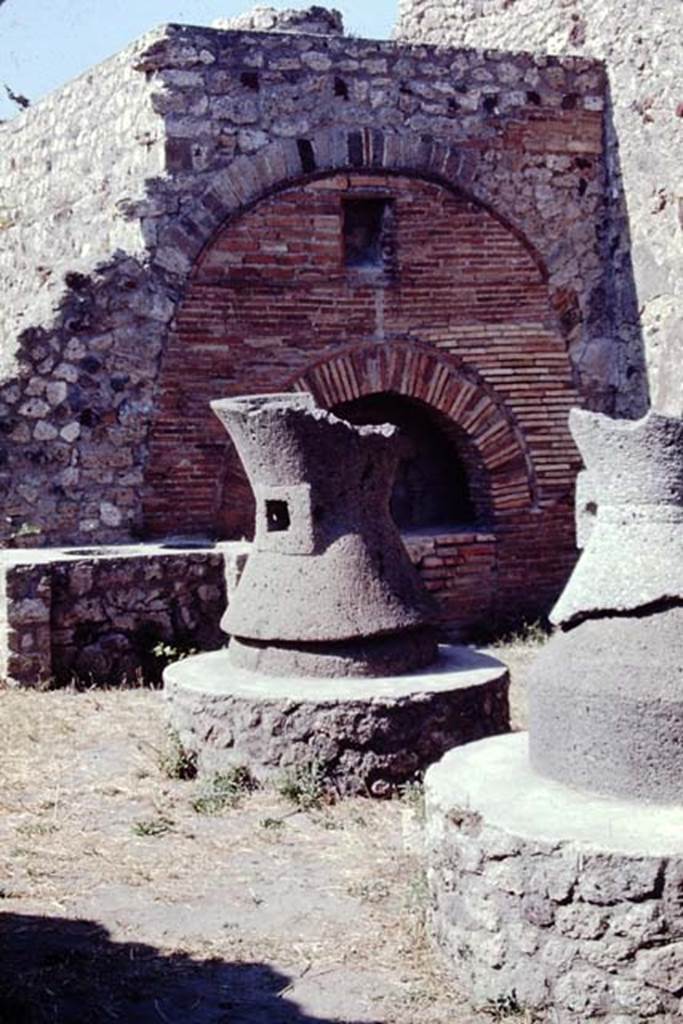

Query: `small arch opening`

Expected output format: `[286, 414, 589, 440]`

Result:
[333, 392, 490, 532]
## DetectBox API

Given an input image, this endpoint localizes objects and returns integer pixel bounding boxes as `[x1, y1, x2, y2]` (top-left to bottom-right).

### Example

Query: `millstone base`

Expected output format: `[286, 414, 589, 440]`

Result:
[425, 733, 683, 1023]
[164, 645, 509, 796]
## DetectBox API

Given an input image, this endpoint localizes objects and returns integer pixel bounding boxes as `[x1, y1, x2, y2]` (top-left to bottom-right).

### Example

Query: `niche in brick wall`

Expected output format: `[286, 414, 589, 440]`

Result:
[334, 393, 488, 532]
[342, 197, 395, 272]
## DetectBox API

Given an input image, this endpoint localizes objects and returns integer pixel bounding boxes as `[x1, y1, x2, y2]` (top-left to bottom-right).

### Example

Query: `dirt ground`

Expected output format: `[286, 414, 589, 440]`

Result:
[0, 640, 538, 1024]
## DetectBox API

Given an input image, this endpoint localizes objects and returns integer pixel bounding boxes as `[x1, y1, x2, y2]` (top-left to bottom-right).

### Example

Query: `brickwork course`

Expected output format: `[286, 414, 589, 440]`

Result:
[0, 3, 644, 657]
[396, 0, 683, 418]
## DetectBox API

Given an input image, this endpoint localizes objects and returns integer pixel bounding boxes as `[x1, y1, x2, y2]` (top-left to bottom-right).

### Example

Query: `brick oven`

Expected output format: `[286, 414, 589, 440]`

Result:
[144, 171, 582, 632]
[0, 8, 615, 683]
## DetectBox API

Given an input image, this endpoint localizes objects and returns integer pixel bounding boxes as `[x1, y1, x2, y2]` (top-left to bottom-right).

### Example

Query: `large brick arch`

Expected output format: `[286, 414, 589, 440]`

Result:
[289, 342, 537, 520]
[152, 125, 550, 283]
[143, 162, 581, 632]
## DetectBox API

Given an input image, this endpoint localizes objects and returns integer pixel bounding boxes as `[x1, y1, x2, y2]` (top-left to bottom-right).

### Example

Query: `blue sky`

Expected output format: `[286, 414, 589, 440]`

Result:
[0, 0, 397, 121]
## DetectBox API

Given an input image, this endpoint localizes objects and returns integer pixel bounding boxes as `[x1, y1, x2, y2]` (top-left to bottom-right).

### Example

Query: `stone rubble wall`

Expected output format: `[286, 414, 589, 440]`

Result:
[395, 0, 683, 418]
[0, 27, 174, 545]
[0, 21, 610, 551]
[427, 798, 683, 1021]
[0, 542, 249, 687]
[166, 648, 510, 796]
[0, 27, 168, 374]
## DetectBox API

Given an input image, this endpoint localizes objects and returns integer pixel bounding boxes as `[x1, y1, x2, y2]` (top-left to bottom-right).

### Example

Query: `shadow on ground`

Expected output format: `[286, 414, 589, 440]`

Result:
[0, 912, 376, 1024]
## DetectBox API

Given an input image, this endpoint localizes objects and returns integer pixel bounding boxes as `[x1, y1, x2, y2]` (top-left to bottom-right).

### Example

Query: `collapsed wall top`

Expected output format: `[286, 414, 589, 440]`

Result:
[212, 6, 344, 34]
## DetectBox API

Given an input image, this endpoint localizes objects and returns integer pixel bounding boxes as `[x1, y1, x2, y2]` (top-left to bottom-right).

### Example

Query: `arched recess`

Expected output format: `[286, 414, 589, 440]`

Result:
[143, 164, 578, 548]
[333, 393, 480, 530]
[151, 125, 552, 285]
[289, 342, 537, 523]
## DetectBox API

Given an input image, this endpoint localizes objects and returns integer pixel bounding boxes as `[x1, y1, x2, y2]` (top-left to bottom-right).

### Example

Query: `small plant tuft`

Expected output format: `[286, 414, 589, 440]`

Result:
[14, 521, 43, 538]
[276, 761, 326, 811]
[152, 641, 198, 667]
[491, 619, 550, 650]
[158, 729, 197, 780]
[191, 766, 257, 815]
[404, 868, 430, 914]
[132, 815, 174, 838]
[15, 821, 58, 838]
[398, 776, 426, 820]
[484, 992, 536, 1021]
[260, 816, 285, 831]
[347, 878, 391, 903]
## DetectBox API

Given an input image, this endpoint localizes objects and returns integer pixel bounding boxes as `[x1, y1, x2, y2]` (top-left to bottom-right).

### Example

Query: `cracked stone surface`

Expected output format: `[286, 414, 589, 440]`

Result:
[553, 409, 683, 628]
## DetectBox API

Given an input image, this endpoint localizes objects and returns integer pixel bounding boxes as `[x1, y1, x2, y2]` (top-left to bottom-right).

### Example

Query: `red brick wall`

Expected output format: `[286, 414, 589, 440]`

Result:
[143, 172, 581, 632]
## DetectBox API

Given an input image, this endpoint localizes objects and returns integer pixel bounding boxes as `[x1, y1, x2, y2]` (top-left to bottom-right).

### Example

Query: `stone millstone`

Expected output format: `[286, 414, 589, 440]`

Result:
[553, 408, 683, 627]
[164, 391, 510, 793]
[424, 405, 683, 1019]
[227, 628, 437, 678]
[211, 392, 438, 675]
[426, 733, 683, 1022]
[164, 645, 509, 796]
[528, 607, 683, 803]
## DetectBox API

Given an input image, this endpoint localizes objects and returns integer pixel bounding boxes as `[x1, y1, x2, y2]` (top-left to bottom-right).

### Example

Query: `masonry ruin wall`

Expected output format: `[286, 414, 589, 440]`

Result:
[0, 8, 626, 677]
[396, 0, 683, 417]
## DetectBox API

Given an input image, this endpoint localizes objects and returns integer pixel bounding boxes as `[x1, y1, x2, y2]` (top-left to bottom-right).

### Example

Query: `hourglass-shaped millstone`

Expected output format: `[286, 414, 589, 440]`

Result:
[528, 408, 683, 802]
[211, 392, 439, 677]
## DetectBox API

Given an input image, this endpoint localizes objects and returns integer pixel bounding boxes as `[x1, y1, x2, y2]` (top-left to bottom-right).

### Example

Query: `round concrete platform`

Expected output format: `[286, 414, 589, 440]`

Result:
[425, 733, 683, 1022]
[164, 645, 509, 796]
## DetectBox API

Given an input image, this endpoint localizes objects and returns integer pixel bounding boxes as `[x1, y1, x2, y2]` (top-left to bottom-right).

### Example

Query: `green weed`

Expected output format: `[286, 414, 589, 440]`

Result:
[158, 729, 197, 781]
[191, 766, 257, 815]
[490, 619, 550, 649]
[398, 776, 425, 821]
[15, 822, 58, 838]
[132, 815, 174, 838]
[484, 992, 537, 1022]
[260, 816, 285, 831]
[152, 641, 198, 666]
[276, 761, 326, 810]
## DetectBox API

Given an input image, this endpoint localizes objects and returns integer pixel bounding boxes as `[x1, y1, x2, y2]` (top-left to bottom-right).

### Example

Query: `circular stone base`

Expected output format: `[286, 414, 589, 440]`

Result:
[164, 645, 509, 796]
[425, 733, 683, 1023]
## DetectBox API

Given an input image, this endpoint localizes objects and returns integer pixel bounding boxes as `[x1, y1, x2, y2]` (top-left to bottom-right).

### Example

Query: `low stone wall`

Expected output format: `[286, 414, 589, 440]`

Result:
[0, 542, 249, 687]
[0, 525, 565, 681]
[0, 529, 514, 687]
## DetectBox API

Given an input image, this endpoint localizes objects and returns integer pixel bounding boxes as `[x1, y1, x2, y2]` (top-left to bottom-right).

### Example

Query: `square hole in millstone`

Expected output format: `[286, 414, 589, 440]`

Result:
[265, 499, 291, 532]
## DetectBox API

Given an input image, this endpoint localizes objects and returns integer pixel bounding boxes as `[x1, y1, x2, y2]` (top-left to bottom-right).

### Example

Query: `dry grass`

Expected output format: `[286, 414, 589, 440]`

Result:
[0, 638, 542, 1023]
[486, 620, 550, 730]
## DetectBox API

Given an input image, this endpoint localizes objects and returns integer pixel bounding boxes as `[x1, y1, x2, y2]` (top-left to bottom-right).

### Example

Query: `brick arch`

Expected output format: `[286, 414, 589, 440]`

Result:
[143, 167, 580, 540]
[289, 343, 537, 519]
[153, 125, 549, 282]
